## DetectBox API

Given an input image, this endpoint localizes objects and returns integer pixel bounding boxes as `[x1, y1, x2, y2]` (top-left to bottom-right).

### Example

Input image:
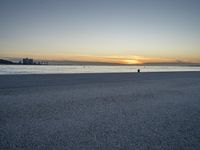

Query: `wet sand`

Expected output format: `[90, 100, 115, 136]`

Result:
[0, 72, 200, 149]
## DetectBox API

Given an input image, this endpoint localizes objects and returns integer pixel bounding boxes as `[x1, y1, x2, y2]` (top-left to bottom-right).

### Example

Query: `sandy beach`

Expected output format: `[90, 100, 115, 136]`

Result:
[0, 72, 200, 150]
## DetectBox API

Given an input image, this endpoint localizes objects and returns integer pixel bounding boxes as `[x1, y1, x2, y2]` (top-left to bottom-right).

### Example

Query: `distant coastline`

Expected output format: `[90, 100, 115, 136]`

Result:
[0, 58, 200, 66]
[0, 59, 15, 64]
[0, 59, 48, 65]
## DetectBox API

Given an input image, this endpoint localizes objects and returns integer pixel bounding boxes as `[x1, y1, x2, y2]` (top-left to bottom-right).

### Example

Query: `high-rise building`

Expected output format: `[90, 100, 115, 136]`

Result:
[23, 58, 33, 65]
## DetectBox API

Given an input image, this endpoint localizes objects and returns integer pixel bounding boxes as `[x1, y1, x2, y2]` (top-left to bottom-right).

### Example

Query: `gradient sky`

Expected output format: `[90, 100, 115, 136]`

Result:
[0, 0, 200, 64]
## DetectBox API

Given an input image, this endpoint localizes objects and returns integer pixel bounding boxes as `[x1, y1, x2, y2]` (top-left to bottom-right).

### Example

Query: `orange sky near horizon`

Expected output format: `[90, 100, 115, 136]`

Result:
[1, 52, 200, 65]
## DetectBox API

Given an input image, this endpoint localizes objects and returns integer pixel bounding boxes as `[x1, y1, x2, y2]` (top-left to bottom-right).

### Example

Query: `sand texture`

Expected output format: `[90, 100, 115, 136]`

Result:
[0, 72, 200, 150]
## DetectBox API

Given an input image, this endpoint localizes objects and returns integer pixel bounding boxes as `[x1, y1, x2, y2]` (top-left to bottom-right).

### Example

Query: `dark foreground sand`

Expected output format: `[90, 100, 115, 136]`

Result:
[0, 72, 200, 150]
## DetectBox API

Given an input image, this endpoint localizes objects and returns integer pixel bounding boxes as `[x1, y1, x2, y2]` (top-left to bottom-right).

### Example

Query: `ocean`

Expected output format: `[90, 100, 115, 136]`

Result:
[0, 65, 200, 74]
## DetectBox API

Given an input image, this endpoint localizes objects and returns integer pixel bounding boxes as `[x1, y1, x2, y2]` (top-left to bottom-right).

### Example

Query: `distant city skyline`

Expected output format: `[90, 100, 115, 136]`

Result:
[0, 0, 200, 64]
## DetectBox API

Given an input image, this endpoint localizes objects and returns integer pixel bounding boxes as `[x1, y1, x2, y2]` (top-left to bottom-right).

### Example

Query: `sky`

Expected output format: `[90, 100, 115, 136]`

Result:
[0, 0, 200, 64]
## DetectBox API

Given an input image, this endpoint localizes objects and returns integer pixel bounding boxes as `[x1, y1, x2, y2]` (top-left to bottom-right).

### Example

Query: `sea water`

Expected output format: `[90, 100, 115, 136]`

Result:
[0, 65, 200, 74]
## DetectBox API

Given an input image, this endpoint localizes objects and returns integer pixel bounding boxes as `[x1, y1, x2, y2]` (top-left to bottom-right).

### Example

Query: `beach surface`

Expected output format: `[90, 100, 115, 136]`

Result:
[0, 72, 200, 150]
